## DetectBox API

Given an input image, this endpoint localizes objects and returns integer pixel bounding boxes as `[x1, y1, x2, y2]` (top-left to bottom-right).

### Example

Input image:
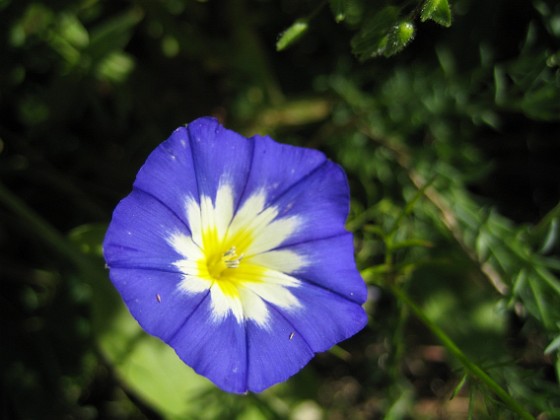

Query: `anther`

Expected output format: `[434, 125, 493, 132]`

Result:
[223, 247, 243, 269]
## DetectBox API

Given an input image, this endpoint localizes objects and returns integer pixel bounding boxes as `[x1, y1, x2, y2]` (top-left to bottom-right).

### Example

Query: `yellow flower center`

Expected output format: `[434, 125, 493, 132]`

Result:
[196, 225, 260, 298]
[170, 184, 305, 326]
[207, 246, 243, 279]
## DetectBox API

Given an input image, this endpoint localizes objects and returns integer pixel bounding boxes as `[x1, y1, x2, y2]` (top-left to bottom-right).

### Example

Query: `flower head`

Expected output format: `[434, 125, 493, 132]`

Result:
[103, 117, 367, 393]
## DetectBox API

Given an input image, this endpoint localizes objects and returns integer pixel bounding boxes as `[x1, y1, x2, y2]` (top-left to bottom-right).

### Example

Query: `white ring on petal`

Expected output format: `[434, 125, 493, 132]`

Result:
[168, 181, 307, 328]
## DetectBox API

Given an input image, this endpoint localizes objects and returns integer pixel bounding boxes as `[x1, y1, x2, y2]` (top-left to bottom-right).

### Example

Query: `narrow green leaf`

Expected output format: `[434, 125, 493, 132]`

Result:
[87, 8, 143, 62]
[450, 373, 468, 400]
[421, 0, 452, 28]
[329, 0, 346, 22]
[276, 19, 308, 51]
[389, 238, 433, 251]
[544, 335, 560, 354]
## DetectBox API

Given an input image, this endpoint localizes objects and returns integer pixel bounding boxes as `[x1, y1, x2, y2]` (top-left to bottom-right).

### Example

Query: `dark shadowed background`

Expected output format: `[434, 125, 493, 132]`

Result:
[1, 0, 560, 418]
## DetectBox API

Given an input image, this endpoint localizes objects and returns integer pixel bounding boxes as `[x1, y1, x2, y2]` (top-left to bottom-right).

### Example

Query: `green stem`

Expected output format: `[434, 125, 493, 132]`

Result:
[390, 284, 535, 420]
[0, 182, 93, 274]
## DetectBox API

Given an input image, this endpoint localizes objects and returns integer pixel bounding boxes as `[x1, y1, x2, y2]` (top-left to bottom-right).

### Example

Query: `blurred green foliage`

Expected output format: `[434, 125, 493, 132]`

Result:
[1, 0, 560, 418]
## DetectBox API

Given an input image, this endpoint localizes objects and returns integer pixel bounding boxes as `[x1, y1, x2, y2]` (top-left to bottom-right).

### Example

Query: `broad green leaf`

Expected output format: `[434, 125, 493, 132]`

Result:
[420, 0, 452, 28]
[276, 19, 308, 51]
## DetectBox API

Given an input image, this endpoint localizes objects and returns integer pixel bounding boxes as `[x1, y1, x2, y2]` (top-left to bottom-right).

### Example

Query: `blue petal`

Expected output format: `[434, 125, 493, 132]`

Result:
[108, 267, 208, 343]
[133, 126, 199, 228]
[242, 134, 327, 205]
[271, 283, 368, 353]
[133, 117, 254, 228]
[229, 133, 351, 248]
[245, 309, 314, 392]
[282, 233, 367, 304]
[186, 117, 253, 204]
[264, 161, 351, 244]
[104, 189, 186, 271]
[169, 296, 249, 394]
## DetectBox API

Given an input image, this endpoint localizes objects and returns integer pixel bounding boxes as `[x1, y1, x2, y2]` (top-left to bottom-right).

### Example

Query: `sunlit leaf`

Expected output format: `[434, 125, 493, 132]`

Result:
[351, 8, 415, 59]
[95, 51, 135, 83]
[276, 19, 308, 51]
[420, 0, 452, 28]
[329, 0, 346, 23]
[545, 334, 560, 354]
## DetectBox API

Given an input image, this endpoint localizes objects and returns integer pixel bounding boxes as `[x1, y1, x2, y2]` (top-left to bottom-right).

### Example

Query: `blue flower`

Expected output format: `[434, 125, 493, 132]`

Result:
[103, 117, 367, 393]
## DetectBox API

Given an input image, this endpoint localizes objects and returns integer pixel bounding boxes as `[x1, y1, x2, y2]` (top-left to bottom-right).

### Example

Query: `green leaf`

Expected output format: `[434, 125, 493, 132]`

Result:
[450, 373, 468, 400]
[276, 19, 308, 51]
[68, 223, 106, 257]
[95, 51, 135, 83]
[87, 8, 143, 62]
[351, 8, 415, 59]
[58, 13, 89, 48]
[545, 334, 560, 354]
[389, 238, 433, 251]
[389, 21, 415, 56]
[420, 0, 452, 28]
[329, 0, 346, 23]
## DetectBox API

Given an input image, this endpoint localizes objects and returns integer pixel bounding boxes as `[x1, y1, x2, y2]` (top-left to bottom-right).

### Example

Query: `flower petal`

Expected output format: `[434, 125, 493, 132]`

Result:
[108, 267, 208, 342]
[169, 297, 249, 394]
[271, 282, 368, 353]
[270, 233, 367, 304]
[242, 134, 328, 205]
[245, 309, 315, 392]
[104, 189, 187, 271]
[133, 126, 199, 228]
[133, 117, 253, 232]
[264, 161, 351, 246]
[185, 117, 253, 204]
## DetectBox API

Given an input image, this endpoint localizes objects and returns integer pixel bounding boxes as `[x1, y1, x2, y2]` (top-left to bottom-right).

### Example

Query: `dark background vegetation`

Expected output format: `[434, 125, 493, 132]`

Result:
[1, 0, 560, 418]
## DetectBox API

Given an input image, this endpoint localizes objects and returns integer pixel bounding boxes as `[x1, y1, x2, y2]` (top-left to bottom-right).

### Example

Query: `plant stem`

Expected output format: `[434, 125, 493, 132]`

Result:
[390, 284, 535, 420]
[0, 182, 93, 274]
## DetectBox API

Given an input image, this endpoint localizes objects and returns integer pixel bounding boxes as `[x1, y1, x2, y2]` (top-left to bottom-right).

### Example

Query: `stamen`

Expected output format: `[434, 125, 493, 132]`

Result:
[223, 247, 237, 257]
[223, 246, 243, 269]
